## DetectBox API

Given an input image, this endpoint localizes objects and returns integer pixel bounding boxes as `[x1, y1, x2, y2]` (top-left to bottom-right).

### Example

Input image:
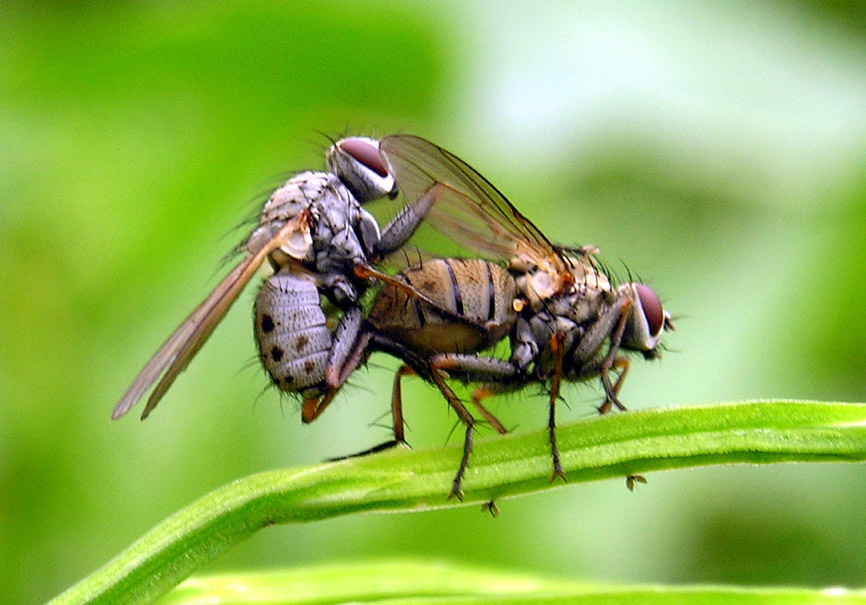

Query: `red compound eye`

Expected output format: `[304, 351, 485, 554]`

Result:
[338, 138, 388, 177]
[635, 284, 664, 337]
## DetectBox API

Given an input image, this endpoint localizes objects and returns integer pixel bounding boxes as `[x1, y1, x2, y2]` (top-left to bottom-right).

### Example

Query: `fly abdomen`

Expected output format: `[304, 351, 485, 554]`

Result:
[254, 271, 331, 398]
[369, 258, 516, 356]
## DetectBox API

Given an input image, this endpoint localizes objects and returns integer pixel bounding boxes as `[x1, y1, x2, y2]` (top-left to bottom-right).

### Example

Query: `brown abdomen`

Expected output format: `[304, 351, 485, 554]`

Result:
[369, 258, 516, 357]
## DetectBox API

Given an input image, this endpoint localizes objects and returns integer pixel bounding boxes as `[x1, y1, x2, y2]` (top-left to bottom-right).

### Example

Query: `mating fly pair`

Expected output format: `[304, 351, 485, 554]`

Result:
[309, 135, 673, 499]
[112, 134, 672, 500]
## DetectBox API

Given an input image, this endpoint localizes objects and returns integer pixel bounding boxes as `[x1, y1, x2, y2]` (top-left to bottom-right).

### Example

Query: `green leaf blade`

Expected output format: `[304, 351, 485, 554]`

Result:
[49, 400, 866, 604]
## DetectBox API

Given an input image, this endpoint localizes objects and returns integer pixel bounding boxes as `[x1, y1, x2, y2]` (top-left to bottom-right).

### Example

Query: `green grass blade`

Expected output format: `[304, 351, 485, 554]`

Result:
[159, 562, 866, 604]
[50, 400, 866, 604]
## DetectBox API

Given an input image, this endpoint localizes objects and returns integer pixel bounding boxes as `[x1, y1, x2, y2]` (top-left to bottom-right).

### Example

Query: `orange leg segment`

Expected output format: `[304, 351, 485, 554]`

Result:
[426, 357, 479, 501]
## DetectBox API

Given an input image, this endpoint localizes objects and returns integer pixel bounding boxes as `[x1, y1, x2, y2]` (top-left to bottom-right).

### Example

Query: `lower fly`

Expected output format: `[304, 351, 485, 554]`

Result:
[343, 252, 672, 499]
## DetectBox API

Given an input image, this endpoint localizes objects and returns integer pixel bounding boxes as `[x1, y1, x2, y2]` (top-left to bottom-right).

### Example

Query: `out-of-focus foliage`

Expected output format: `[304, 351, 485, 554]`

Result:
[3, 2, 866, 603]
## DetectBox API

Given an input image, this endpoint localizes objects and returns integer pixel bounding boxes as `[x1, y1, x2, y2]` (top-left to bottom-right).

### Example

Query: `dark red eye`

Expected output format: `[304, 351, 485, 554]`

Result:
[338, 138, 388, 177]
[635, 284, 664, 336]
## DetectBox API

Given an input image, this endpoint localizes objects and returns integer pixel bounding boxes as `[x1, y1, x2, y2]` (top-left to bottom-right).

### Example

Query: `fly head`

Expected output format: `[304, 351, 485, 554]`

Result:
[326, 137, 396, 203]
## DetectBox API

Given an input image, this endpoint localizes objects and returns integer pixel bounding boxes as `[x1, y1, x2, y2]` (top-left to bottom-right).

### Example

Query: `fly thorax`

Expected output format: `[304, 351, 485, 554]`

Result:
[513, 268, 554, 310]
[260, 172, 328, 224]
[550, 290, 601, 325]
[510, 317, 539, 371]
[569, 261, 612, 293]
[527, 270, 559, 303]
[313, 231, 362, 286]
[525, 311, 557, 348]
[315, 191, 357, 233]
[254, 171, 346, 263]
[310, 190, 372, 267]
[318, 271, 357, 307]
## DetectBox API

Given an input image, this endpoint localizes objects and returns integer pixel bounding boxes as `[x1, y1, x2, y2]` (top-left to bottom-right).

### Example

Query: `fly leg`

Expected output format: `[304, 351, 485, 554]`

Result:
[547, 331, 567, 482]
[324, 306, 362, 389]
[301, 330, 371, 424]
[307, 332, 412, 460]
[432, 355, 518, 436]
[430, 347, 567, 489]
[372, 182, 439, 258]
[626, 474, 647, 491]
[570, 296, 633, 413]
[597, 358, 630, 415]
[596, 299, 632, 413]
[426, 353, 527, 498]
[313, 333, 440, 459]
[565, 355, 631, 415]
[470, 390, 507, 435]
[311, 183, 438, 426]
[389, 365, 415, 445]
[426, 359, 478, 501]
[367, 337, 524, 499]
[327, 438, 406, 460]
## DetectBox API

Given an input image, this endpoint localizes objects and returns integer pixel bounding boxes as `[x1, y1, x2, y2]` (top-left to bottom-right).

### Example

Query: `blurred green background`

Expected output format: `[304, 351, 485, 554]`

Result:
[4, 1, 866, 602]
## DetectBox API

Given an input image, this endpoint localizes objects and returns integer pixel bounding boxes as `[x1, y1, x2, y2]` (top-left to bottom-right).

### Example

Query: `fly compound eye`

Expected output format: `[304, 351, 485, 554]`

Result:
[326, 136, 395, 203]
[634, 284, 664, 337]
[337, 137, 389, 177]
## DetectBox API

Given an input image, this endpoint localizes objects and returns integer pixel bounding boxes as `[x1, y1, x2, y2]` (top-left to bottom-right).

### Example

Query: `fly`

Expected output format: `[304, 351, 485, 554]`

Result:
[112, 136, 436, 421]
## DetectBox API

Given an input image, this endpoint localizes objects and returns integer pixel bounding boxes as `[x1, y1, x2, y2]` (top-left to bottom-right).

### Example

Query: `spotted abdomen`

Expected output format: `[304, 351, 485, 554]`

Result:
[254, 271, 331, 398]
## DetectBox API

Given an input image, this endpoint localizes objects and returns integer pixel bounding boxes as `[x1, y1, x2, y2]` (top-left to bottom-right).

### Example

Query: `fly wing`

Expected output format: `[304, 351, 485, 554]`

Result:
[112, 215, 310, 420]
[379, 134, 572, 282]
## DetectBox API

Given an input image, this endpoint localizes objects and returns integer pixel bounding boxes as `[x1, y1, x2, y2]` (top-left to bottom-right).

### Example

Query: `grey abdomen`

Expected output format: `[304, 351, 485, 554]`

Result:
[254, 271, 331, 398]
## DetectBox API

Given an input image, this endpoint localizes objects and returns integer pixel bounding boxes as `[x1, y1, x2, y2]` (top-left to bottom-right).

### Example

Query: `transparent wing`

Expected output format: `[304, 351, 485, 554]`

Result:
[379, 134, 573, 283]
[111, 214, 310, 420]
